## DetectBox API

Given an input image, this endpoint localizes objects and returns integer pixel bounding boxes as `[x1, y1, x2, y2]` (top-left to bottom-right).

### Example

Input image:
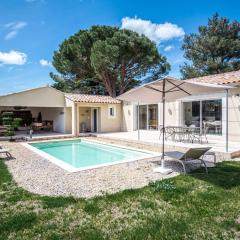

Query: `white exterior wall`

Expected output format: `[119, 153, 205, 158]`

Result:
[159, 101, 179, 127]
[0, 87, 65, 107]
[224, 88, 240, 141]
[97, 103, 122, 133]
[123, 88, 240, 142]
[79, 107, 91, 131]
[64, 107, 72, 134]
[122, 101, 134, 131]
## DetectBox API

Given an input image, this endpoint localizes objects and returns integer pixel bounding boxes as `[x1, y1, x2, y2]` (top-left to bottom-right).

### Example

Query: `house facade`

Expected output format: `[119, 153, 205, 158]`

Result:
[122, 71, 240, 142]
[0, 86, 122, 135]
[0, 70, 240, 142]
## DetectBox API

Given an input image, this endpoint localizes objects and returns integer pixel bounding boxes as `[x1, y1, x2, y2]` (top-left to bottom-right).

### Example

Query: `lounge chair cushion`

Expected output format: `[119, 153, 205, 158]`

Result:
[165, 147, 211, 161]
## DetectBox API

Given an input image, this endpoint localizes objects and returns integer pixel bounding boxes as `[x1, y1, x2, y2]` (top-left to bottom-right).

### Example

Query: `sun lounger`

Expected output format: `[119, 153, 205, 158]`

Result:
[164, 147, 211, 174]
[0, 148, 13, 158]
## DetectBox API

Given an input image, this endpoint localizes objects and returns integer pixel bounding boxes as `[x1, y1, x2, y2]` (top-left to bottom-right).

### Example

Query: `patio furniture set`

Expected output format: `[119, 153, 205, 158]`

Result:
[159, 125, 208, 143]
[31, 120, 53, 132]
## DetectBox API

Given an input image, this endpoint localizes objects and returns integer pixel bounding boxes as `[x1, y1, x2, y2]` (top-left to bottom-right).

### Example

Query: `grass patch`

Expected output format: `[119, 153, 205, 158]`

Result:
[149, 179, 177, 191]
[41, 196, 78, 209]
[0, 160, 240, 239]
[83, 201, 101, 215]
[0, 212, 37, 233]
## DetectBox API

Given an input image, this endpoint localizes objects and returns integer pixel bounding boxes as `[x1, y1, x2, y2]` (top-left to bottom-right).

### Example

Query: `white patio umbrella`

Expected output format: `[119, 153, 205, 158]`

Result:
[118, 77, 233, 174]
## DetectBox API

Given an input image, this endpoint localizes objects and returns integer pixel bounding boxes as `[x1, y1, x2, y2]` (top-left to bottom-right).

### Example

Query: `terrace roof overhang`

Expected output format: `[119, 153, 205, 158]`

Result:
[117, 77, 235, 104]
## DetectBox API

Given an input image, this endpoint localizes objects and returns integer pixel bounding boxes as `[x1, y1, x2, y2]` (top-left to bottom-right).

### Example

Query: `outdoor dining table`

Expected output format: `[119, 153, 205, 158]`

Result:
[162, 126, 202, 143]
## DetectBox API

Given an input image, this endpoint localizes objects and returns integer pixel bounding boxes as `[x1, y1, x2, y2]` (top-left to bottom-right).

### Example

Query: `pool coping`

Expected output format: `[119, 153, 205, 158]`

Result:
[21, 138, 161, 173]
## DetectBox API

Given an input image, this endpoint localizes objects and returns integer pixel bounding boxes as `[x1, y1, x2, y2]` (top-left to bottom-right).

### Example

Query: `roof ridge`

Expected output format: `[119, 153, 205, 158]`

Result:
[65, 93, 121, 104]
[65, 93, 116, 97]
[184, 70, 240, 85]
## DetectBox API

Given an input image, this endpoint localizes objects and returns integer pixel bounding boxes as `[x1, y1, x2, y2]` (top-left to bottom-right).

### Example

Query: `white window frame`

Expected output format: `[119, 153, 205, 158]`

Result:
[108, 105, 116, 119]
[180, 93, 224, 138]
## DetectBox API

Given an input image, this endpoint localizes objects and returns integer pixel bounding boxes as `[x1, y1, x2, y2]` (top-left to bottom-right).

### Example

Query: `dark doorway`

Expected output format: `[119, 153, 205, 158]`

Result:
[93, 109, 98, 132]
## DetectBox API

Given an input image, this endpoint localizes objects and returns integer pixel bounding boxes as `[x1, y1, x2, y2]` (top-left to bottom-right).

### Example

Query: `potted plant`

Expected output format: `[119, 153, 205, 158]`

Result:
[2, 112, 22, 142]
[37, 112, 42, 123]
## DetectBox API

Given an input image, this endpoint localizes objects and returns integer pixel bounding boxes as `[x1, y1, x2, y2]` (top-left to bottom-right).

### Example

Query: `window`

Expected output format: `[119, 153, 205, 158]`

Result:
[148, 104, 158, 130]
[108, 105, 116, 118]
[139, 105, 147, 129]
[183, 99, 222, 135]
[110, 107, 114, 116]
[137, 104, 158, 130]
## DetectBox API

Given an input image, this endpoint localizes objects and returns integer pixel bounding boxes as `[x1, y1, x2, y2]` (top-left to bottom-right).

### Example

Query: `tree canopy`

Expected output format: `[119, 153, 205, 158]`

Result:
[180, 13, 240, 79]
[51, 25, 170, 97]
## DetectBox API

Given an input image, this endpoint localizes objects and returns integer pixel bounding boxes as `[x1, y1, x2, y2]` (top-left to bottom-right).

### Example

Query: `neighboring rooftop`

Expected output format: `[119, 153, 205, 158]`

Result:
[186, 70, 240, 85]
[65, 93, 121, 104]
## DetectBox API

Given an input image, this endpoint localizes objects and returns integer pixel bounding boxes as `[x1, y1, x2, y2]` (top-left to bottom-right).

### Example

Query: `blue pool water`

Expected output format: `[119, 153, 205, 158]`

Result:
[30, 140, 153, 169]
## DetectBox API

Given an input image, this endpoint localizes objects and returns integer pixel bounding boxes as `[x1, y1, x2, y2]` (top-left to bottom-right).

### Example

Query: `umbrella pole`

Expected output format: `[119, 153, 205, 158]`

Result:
[161, 79, 166, 167]
[154, 78, 172, 174]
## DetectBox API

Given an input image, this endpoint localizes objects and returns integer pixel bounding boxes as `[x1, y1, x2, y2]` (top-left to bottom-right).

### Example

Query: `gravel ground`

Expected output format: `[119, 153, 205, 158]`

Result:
[1, 138, 202, 198]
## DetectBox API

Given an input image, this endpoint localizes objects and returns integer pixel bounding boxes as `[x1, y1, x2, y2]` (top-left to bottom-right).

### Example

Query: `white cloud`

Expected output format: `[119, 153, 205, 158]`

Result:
[0, 50, 27, 65]
[5, 31, 18, 40]
[121, 17, 185, 43]
[5, 21, 27, 30]
[39, 59, 51, 67]
[4, 21, 27, 40]
[164, 45, 174, 52]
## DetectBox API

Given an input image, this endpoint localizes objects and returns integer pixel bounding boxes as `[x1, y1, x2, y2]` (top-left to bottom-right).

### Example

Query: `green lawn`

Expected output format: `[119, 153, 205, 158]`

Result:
[0, 160, 240, 240]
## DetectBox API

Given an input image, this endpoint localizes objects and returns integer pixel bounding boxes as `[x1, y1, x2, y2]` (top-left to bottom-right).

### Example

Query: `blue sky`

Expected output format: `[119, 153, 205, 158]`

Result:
[0, 0, 240, 94]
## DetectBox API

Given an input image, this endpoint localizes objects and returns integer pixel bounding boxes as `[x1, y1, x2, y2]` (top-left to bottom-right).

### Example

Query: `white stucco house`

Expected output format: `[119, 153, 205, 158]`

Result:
[0, 70, 240, 144]
[121, 70, 240, 143]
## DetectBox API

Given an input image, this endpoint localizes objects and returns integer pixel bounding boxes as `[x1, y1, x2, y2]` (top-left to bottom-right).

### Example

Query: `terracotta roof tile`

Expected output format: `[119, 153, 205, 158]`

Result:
[185, 70, 240, 85]
[65, 93, 121, 104]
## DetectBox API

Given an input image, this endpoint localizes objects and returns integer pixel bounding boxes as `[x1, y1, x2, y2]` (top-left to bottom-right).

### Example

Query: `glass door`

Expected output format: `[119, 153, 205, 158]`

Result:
[202, 100, 222, 135]
[139, 105, 147, 129]
[183, 100, 222, 135]
[183, 101, 201, 127]
[148, 104, 158, 130]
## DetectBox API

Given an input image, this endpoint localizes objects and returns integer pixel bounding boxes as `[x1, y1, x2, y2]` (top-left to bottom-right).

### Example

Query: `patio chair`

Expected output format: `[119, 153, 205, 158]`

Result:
[159, 125, 163, 139]
[164, 147, 211, 175]
[0, 148, 13, 158]
[159, 126, 177, 141]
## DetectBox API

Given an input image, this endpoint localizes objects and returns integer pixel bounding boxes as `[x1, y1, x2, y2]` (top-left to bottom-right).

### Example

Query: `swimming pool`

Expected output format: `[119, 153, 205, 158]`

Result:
[26, 139, 159, 172]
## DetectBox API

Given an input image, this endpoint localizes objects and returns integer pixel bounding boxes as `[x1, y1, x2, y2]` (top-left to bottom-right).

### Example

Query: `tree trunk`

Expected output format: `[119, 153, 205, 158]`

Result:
[100, 72, 116, 97]
[119, 62, 126, 95]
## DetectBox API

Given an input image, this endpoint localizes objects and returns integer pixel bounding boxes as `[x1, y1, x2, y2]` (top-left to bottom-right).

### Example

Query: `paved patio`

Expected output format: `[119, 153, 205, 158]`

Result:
[96, 130, 240, 159]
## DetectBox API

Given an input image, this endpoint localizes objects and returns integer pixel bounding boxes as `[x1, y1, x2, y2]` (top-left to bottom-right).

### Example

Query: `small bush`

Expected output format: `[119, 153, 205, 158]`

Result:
[149, 179, 176, 192]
